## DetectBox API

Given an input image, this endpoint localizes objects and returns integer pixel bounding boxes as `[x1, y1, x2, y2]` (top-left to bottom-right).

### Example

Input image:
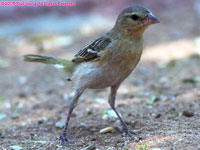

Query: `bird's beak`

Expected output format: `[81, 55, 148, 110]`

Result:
[144, 13, 160, 25]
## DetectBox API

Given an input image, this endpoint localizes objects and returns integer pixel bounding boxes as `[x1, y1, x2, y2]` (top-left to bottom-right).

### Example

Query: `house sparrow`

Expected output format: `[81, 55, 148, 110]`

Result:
[24, 6, 159, 146]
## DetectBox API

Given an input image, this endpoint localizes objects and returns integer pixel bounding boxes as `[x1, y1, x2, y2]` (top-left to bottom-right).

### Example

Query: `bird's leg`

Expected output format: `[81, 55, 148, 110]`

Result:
[108, 85, 135, 138]
[59, 88, 85, 146]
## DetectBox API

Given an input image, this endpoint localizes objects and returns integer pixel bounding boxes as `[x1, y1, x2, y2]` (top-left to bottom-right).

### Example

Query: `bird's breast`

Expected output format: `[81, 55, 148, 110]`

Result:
[72, 39, 143, 89]
[100, 39, 143, 70]
[98, 40, 143, 85]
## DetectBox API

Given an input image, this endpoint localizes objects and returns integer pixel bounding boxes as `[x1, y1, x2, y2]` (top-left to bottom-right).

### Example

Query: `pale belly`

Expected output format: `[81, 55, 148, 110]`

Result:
[72, 51, 142, 89]
[72, 62, 120, 89]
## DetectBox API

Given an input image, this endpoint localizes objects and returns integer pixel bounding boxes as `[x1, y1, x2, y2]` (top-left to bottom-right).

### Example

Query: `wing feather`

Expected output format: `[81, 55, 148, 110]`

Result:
[72, 37, 111, 62]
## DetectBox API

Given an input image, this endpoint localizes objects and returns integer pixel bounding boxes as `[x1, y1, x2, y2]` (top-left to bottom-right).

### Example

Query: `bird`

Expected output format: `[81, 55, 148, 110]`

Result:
[24, 6, 160, 146]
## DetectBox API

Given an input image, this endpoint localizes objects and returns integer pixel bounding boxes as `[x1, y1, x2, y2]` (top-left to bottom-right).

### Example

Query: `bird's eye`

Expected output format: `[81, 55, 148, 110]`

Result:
[131, 15, 140, 21]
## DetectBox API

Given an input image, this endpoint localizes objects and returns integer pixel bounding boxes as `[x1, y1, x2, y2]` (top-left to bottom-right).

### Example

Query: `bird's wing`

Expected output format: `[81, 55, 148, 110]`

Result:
[72, 36, 111, 62]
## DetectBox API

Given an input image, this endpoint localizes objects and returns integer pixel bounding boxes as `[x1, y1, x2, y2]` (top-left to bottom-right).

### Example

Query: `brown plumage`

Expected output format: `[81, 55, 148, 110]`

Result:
[24, 6, 159, 146]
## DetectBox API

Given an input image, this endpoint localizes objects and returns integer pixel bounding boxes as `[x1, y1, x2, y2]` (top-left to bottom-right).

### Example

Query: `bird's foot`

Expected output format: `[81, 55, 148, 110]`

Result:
[116, 126, 135, 138]
[59, 132, 74, 146]
[116, 126, 142, 141]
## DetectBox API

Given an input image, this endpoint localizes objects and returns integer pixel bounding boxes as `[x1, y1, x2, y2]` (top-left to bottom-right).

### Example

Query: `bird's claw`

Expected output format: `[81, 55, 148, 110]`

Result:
[116, 126, 135, 138]
[59, 133, 74, 146]
[116, 126, 142, 141]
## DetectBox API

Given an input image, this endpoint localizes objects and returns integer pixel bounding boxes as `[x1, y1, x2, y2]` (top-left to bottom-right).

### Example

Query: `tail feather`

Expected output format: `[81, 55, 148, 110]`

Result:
[24, 54, 76, 75]
[24, 54, 58, 64]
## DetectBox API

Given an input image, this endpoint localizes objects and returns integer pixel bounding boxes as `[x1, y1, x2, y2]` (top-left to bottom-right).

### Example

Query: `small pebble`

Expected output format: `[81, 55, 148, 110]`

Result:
[18, 76, 27, 85]
[55, 121, 65, 128]
[107, 147, 115, 150]
[80, 123, 87, 127]
[45, 89, 55, 95]
[0, 113, 6, 120]
[99, 127, 113, 134]
[24, 135, 29, 139]
[104, 109, 121, 119]
[34, 141, 47, 144]
[62, 93, 69, 100]
[10, 145, 23, 150]
[182, 111, 194, 117]
[18, 92, 27, 98]
[155, 114, 162, 119]
[11, 114, 20, 119]
[86, 108, 93, 115]
[38, 117, 48, 124]
[81, 144, 96, 150]
[116, 139, 124, 143]
[151, 148, 162, 150]
[134, 136, 142, 142]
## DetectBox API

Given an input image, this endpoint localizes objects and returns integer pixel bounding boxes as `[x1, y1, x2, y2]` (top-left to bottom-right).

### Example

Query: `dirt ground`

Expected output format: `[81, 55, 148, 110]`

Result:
[0, 2, 200, 150]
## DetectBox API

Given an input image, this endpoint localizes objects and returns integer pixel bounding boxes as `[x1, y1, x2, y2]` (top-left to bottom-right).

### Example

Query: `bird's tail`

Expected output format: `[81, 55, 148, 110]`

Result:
[24, 54, 59, 64]
[24, 54, 76, 75]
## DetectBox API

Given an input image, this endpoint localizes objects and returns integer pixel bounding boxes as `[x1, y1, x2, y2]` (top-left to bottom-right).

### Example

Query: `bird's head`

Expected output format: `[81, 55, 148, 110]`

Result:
[114, 6, 160, 38]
